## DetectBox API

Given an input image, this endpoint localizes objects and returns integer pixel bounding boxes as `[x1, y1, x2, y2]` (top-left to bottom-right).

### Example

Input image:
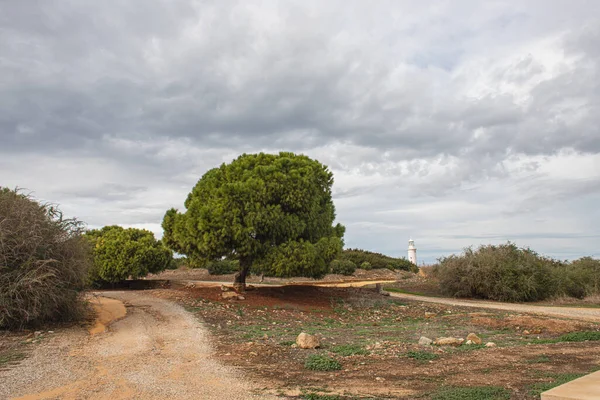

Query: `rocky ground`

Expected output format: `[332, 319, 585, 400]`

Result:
[155, 284, 600, 399]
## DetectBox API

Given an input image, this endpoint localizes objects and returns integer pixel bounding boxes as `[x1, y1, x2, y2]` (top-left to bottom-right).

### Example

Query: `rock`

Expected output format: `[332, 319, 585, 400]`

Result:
[221, 285, 230, 292]
[237, 295, 246, 301]
[425, 312, 436, 319]
[375, 377, 385, 381]
[296, 332, 320, 349]
[523, 330, 530, 335]
[291, 344, 298, 348]
[466, 333, 482, 345]
[466, 340, 473, 345]
[434, 337, 464, 346]
[418, 336, 433, 346]
[485, 342, 497, 348]
[221, 292, 239, 300]
[249, 352, 258, 356]
[34, 331, 43, 337]
[47, 331, 54, 334]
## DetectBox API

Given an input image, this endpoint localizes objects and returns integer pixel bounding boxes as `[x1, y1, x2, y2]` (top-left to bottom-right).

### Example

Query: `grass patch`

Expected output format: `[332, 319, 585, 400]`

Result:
[406, 350, 439, 361]
[301, 393, 341, 400]
[526, 354, 551, 364]
[559, 331, 600, 342]
[279, 340, 295, 346]
[431, 386, 510, 400]
[0, 351, 25, 366]
[528, 373, 585, 396]
[305, 354, 342, 371]
[330, 344, 369, 356]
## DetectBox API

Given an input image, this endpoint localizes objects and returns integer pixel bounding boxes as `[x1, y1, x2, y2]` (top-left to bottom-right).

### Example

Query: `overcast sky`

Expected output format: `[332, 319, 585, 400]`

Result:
[1, 1, 599, 263]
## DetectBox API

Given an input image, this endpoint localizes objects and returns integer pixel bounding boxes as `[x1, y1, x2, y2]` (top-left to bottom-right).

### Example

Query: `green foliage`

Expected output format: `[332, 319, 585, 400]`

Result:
[435, 243, 600, 302]
[435, 243, 561, 302]
[0, 188, 90, 329]
[406, 350, 439, 361]
[431, 386, 510, 400]
[304, 354, 342, 371]
[360, 261, 372, 270]
[528, 373, 585, 396]
[558, 331, 600, 342]
[85, 226, 172, 283]
[162, 152, 345, 284]
[301, 393, 340, 400]
[340, 248, 413, 271]
[206, 259, 240, 275]
[329, 259, 356, 276]
[330, 344, 368, 356]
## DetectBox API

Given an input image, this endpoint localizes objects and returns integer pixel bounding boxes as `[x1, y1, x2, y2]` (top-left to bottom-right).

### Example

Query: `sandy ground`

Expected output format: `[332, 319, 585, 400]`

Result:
[1, 291, 276, 400]
[389, 292, 600, 323]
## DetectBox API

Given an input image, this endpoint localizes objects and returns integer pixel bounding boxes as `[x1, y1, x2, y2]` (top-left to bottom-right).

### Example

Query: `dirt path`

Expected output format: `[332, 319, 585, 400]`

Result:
[389, 292, 600, 323]
[1, 291, 275, 400]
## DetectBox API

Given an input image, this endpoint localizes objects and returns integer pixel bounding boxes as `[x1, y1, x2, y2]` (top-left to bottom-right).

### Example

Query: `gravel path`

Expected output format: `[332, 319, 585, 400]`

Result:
[389, 292, 600, 323]
[1, 291, 276, 400]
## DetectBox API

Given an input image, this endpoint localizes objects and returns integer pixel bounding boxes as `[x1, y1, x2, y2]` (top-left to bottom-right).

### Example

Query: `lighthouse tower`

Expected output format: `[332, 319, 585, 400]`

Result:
[408, 238, 417, 265]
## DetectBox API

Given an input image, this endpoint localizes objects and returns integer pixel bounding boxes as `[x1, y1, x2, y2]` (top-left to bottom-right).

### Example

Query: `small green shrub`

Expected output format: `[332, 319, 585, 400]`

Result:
[330, 344, 368, 356]
[329, 259, 356, 276]
[528, 373, 584, 396]
[406, 350, 439, 361]
[301, 393, 340, 400]
[432, 386, 510, 400]
[360, 261, 372, 270]
[206, 259, 239, 275]
[558, 331, 600, 342]
[304, 354, 342, 371]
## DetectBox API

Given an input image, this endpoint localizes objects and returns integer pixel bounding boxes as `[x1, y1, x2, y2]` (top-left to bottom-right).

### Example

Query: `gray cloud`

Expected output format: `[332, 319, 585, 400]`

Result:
[1, 0, 599, 262]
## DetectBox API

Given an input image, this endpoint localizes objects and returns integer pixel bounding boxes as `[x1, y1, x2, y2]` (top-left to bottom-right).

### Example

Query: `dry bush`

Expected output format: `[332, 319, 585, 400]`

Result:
[0, 188, 90, 329]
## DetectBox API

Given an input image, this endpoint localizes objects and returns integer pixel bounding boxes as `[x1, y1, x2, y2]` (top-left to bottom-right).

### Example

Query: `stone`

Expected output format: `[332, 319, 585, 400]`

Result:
[485, 342, 497, 348]
[418, 336, 433, 346]
[425, 312, 436, 319]
[34, 331, 43, 337]
[434, 337, 464, 346]
[221, 292, 239, 300]
[466, 340, 473, 345]
[466, 333, 482, 345]
[237, 295, 246, 301]
[523, 330, 530, 335]
[296, 332, 320, 349]
[220, 285, 230, 292]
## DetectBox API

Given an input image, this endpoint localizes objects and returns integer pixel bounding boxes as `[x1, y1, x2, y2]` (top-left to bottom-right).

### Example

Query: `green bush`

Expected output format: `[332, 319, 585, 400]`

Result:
[85, 226, 172, 284]
[339, 248, 413, 271]
[329, 259, 356, 276]
[558, 331, 600, 342]
[360, 261, 372, 270]
[330, 344, 368, 356]
[304, 354, 342, 371]
[0, 188, 90, 329]
[206, 259, 240, 275]
[406, 350, 439, 361]
[435, 243, 561, 302]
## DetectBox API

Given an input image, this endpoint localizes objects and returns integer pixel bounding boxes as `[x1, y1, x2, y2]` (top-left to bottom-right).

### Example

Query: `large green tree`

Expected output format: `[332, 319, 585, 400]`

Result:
[162, 152, 345, 290]
[85, 225, 172, 283]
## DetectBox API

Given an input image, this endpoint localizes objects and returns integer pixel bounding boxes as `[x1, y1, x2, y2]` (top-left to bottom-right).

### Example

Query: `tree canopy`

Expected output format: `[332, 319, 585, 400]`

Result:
[85, 225, 172, 284]
[162, 152, 345, 289]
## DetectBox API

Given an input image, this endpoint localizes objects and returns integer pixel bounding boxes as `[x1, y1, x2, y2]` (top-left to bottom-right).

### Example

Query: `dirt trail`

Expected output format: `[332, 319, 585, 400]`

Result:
[2, 291, 275, 400]
[389, 292, 600, 323]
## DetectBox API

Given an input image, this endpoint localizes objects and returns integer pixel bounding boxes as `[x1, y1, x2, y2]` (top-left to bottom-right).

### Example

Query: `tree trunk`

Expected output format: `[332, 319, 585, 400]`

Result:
[233, 258, 251, 292]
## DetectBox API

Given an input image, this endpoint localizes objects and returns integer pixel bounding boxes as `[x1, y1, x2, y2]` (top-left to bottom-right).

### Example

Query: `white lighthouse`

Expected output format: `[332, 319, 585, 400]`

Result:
[408, 238, 417, 265]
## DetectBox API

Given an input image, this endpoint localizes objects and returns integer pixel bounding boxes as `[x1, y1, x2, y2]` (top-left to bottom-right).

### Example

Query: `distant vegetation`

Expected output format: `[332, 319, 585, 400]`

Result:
[85, 225, 172, 284]
[0, 188, 90, 329]
[339, 248, 417, 272]
[434, 242, 600, 302]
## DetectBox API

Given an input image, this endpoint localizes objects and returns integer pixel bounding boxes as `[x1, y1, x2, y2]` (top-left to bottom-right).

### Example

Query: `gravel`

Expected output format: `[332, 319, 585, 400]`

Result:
[1, 291, 277, 399]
